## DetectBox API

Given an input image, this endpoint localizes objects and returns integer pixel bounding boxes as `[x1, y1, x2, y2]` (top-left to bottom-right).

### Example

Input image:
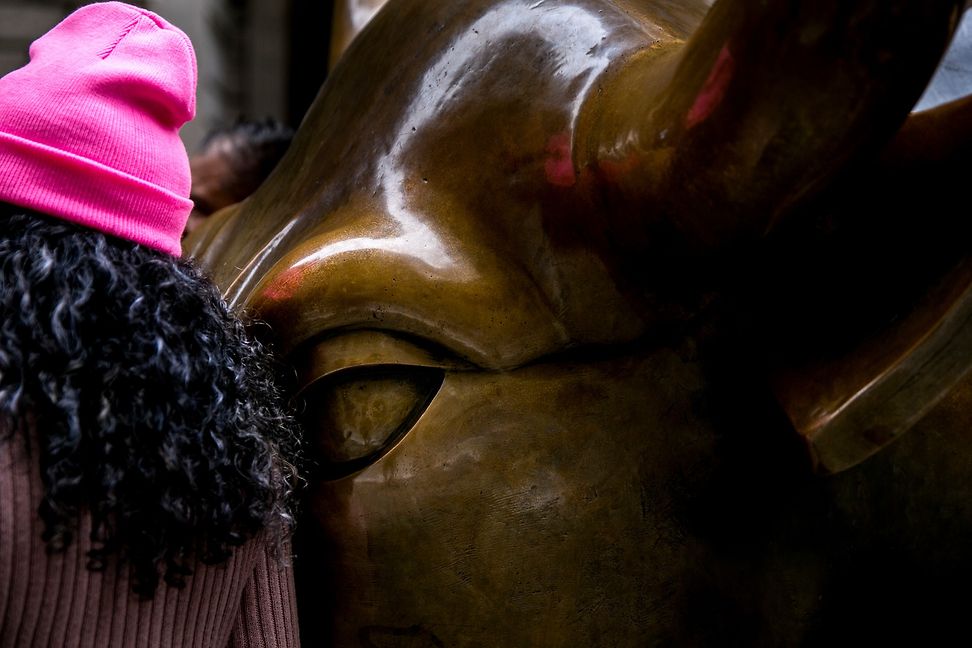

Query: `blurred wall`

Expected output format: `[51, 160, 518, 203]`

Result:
[0, 2, 62, 77]
[0, 0, 293, 152]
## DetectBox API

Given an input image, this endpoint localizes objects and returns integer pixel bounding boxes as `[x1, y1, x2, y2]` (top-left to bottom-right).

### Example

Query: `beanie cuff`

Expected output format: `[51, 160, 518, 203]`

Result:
[0, 131, 191, 256]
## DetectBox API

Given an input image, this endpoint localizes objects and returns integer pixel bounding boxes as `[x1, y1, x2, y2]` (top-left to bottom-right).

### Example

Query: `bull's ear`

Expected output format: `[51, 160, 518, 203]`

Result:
[770, 90, 972, 474]
[583, 0, 965, 252]
[774, 261, 972, 474]
[883, 93, 972, 169]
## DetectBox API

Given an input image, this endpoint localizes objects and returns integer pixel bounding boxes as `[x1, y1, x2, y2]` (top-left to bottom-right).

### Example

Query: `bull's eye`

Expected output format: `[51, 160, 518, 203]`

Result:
[299, 365, 443, 479]
[291, 330, 469, 480]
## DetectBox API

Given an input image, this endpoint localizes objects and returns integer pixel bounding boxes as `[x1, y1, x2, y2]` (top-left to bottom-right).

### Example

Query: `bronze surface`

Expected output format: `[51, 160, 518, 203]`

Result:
[187, 0, 972, 644]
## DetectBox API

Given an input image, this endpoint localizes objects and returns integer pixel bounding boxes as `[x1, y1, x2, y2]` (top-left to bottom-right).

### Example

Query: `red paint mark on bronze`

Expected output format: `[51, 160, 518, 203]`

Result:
[686, 44, 735, 130]
[545, 132, 576, 187]
[260, 264, 312, 302]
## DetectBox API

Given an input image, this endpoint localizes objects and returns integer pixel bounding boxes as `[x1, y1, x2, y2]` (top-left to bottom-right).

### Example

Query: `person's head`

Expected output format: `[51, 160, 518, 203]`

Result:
[0, 2, 298, 596]
[0, 1, 195, 256]
[187, 118, 294, 236]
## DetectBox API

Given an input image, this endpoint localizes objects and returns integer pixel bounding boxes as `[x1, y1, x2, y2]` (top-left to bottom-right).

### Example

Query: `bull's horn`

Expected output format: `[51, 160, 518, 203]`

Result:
[581, 0, 965, 252]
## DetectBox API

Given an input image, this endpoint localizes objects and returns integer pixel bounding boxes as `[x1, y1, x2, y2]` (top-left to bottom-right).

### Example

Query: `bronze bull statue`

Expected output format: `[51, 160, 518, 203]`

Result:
[187, 0, 972, 644]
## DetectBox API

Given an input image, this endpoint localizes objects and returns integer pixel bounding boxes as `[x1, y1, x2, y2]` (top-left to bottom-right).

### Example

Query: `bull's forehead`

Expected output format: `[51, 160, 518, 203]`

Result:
[189, 0, 709, 367]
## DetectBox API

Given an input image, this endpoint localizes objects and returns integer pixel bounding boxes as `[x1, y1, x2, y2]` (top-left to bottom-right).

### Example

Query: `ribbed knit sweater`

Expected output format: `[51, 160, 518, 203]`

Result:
[0, 431, 300, 647]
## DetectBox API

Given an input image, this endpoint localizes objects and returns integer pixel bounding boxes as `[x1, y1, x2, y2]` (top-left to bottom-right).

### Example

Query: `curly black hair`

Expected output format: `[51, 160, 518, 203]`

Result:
[0, 204, 301, 597]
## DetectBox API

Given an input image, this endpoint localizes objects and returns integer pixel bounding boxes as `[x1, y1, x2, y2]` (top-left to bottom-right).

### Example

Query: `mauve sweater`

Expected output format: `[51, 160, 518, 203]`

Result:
[0, 432, 300, 647]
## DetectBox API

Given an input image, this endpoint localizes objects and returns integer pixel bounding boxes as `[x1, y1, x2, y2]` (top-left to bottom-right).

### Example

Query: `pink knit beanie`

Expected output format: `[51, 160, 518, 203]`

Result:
[0, 2, 197, 256]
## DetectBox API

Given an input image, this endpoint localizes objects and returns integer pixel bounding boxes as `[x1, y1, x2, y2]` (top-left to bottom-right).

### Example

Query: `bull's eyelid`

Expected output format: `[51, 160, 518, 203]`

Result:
[292, 329, 474, 395]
